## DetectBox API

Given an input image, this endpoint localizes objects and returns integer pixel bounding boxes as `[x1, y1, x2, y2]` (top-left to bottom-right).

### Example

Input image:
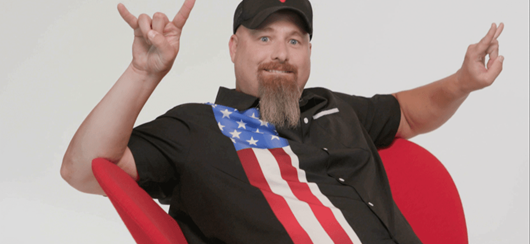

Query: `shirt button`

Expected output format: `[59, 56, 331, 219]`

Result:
[368, 202, 374, 207]
[338, 178, 345, 183]
[303, 117, 309, 124]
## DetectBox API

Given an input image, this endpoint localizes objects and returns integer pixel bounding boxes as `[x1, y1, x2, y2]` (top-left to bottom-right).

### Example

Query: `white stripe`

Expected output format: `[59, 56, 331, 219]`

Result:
[284, 146, 363, 244]
[253, 148, 334, 244]
[313, 108, 339, 120]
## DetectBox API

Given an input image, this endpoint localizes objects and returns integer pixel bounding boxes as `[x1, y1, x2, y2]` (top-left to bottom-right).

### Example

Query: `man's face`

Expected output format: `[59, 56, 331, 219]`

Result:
[229, 11, 312, 128]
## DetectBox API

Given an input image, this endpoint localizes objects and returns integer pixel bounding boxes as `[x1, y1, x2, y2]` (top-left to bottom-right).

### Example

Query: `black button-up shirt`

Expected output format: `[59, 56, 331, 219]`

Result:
[129, 87, 421, 243]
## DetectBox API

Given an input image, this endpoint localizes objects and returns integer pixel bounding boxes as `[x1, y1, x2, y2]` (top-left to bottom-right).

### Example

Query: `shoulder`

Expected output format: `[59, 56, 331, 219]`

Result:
[164, 103, 212, 113]
[305, 87, 397, 106]
[161, 103, 216, 119]
[303, 87, 335, 97]
[133, 103, 219, 131]
[303, 87, 367, 100]
[303, 87, 365, 106]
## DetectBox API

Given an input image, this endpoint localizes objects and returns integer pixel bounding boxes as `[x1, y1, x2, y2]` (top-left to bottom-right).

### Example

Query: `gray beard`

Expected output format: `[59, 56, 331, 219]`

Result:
[258, 74, 301, 129]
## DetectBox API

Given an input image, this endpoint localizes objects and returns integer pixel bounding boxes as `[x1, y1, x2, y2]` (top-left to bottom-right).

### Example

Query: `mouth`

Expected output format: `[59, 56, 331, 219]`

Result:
[264, 69, 293, 74]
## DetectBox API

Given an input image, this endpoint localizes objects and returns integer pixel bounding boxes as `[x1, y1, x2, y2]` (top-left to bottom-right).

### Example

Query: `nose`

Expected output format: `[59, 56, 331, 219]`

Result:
[271, 41, 289, 63]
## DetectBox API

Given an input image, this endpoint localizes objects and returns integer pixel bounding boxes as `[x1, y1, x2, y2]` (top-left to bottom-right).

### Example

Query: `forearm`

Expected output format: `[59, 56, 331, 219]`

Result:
[61, 64, 161, 193]
[393, 72, 469, 138]
[393, 23, 504, 139]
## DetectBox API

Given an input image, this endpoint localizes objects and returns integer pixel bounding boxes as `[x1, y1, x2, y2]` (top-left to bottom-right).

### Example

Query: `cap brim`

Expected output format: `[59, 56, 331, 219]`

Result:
[241, 6, 312, 37]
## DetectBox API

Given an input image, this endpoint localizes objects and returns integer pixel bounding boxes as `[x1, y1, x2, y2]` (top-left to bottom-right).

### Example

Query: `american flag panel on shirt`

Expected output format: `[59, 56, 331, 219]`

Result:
[210, 103, 362, 244]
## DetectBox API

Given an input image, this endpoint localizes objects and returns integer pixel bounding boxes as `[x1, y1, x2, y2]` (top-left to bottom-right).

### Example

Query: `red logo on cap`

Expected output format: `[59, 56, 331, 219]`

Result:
[279, 0, 286, 2]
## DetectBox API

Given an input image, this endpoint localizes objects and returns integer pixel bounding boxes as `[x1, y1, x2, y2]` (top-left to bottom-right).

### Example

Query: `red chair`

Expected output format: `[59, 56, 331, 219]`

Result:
[379, 138, 468, 244]
[92, 158, 188, 244]
[92, 138, 467, 243]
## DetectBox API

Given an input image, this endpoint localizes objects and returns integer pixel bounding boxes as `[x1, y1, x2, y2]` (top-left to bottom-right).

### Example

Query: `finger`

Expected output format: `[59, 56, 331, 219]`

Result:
[138, 14, 153, 43]
[493, 22, 504, 40]
[147, 30, 173, 56]
[152, 12, 170, 35]
[117, 3, 138, 29]
[487, 40, 500, 67]
[172, 0, 196, 29]
[477, 23, 497, 52]
[466, 43, 484, 64]
[484, 55, 504, 83]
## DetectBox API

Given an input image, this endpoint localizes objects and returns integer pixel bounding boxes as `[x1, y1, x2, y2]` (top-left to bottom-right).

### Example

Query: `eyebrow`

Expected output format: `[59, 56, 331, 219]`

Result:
[250, 27, 305, 38]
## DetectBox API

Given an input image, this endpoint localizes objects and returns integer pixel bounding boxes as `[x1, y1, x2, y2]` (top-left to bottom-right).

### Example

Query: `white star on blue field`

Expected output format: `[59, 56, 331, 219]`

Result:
[208, 103, 289, 151]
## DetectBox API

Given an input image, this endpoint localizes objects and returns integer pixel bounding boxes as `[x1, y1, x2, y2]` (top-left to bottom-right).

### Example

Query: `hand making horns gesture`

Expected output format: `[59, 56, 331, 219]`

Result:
[456, 23, 504, 93]
[117, 0, 196, 77]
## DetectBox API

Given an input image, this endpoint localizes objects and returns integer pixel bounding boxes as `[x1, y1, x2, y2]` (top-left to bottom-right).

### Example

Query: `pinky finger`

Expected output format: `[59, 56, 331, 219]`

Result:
[118, 3, 138, 29]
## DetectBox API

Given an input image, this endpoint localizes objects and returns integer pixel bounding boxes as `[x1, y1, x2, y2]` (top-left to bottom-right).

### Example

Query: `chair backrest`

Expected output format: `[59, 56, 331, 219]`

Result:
[92, 158, 188, 244]
[378, 138, 468, 244]
[93, 138, 467, 244]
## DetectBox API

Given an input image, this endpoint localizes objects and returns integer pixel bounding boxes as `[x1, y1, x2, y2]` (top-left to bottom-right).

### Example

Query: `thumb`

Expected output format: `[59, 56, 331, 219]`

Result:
[147, 30, 173, 55]
[485, 55, 504, 83]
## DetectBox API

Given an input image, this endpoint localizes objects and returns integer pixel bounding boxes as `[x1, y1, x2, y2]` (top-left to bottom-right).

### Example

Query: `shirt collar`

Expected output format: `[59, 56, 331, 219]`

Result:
[214, 86, 328, 112]
[214, 87, 259, 111]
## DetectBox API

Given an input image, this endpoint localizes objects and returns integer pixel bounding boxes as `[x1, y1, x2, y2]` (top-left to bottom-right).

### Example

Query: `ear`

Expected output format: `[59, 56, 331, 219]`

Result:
[229, 34, 238, 63]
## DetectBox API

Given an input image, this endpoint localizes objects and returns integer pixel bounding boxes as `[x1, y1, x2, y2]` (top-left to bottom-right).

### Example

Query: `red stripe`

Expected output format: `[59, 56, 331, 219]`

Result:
[237, 149, 313, 244]
[269, 148, 354, 244]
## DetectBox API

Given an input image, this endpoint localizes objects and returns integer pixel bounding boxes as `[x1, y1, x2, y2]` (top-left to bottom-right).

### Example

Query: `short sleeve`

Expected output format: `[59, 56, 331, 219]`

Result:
[128, 106, 191, 201]
[334, 93, 401, 148]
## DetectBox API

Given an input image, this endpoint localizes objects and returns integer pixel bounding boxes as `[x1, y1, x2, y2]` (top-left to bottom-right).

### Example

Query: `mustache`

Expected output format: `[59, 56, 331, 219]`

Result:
[258, 62, 298, 74]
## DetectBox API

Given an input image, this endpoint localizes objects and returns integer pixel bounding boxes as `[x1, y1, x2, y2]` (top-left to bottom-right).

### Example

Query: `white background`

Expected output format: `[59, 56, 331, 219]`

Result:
[0, 0, 528, 243]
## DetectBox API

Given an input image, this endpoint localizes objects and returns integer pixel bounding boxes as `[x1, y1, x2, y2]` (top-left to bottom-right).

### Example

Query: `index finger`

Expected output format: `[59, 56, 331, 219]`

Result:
[478, 23, 498, 48]
[493, 22, 504, 40]
[118, 3, 138, 29]
[172, 0, 196, 29]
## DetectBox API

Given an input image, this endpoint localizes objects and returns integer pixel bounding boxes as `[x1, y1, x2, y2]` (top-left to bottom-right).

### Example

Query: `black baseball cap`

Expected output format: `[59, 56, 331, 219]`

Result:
[233, 0, 313, 39]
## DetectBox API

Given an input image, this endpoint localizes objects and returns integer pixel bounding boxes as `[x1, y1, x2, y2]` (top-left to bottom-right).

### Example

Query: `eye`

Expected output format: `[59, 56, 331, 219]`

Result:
[260, 36, 270, 42]
[289, 39, 299, 45]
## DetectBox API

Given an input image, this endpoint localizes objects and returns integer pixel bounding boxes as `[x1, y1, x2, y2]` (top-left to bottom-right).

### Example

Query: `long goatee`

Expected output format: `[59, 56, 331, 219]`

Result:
[258, 62, 301, 129]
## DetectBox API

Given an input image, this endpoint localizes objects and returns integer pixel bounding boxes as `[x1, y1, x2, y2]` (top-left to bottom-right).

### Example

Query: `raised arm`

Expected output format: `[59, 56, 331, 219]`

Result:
[394, 23, 504, 139]
[61, 0, 196, 195]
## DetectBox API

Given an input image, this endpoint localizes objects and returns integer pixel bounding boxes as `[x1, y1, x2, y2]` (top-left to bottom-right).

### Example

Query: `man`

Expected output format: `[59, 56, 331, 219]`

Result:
[61, 0, 503, 243]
